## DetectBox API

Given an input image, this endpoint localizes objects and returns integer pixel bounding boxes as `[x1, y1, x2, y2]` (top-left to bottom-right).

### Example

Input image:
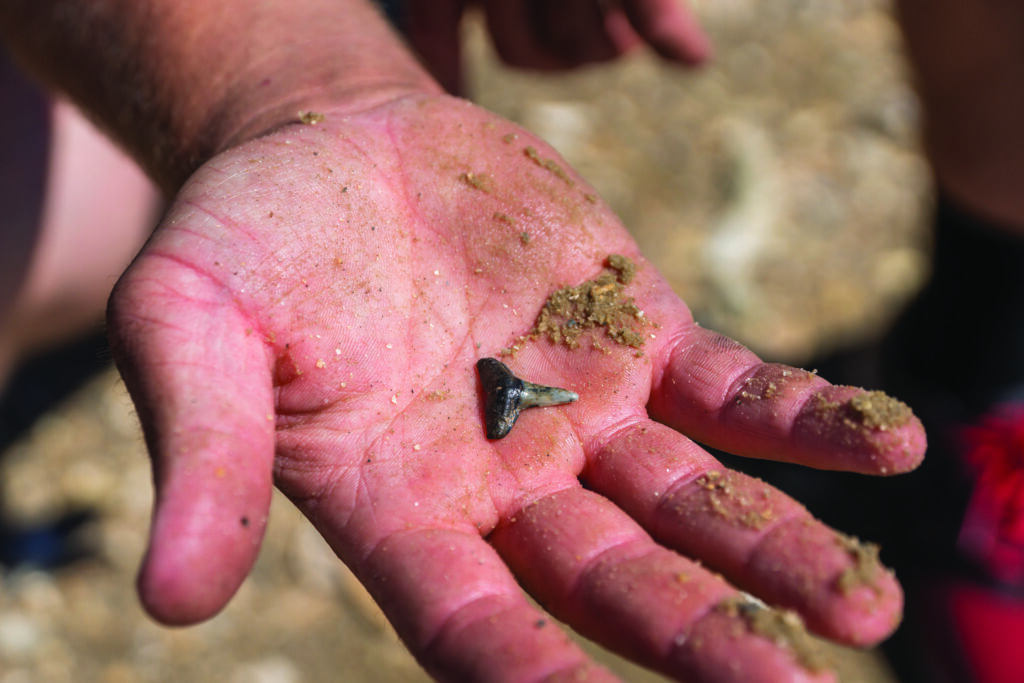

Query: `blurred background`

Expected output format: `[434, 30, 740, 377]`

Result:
[0, 1, 929, 680]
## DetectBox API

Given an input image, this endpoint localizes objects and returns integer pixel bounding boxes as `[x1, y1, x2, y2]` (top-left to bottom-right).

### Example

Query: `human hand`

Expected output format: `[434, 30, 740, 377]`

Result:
[108, 93, 924, 682]
[404, 0, 711, 92]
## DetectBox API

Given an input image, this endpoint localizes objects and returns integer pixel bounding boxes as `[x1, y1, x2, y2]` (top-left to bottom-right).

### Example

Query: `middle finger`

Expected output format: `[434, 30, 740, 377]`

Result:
[489, 484, 834, 682]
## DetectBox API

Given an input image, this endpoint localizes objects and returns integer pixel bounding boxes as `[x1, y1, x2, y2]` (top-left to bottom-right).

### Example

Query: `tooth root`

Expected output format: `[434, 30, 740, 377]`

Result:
[476, 358, 579, 440]
[519, 382, 579, 409]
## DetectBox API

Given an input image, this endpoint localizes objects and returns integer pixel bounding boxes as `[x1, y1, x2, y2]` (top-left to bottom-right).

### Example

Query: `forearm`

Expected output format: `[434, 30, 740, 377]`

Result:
[0, 0, 439, 193]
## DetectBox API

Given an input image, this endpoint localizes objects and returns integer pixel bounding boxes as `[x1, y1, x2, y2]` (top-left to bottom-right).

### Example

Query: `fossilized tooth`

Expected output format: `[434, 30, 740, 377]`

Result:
[476, 357, 579, 440]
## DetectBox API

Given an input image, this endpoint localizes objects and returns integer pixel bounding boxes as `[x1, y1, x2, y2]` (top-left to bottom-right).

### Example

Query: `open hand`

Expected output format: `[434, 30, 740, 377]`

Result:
[108, 93, 924, 682]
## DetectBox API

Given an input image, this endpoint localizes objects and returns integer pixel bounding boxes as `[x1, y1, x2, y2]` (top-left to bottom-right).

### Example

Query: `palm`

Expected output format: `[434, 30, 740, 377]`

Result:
[109, 94, 925, 682]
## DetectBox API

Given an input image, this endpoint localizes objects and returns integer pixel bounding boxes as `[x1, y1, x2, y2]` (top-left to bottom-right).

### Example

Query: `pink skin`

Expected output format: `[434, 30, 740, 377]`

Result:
[405, 0, 711, 93]
[108, 93, 924, 682]
[0, 58, 157, 377]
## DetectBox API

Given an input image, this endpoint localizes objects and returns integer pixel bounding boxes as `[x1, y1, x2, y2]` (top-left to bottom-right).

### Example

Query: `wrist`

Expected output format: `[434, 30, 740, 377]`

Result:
[217, 79, 441, 170]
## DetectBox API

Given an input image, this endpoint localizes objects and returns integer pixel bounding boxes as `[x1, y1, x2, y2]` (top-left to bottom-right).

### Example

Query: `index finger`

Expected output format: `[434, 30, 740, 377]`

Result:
[648, 325, 926, 475]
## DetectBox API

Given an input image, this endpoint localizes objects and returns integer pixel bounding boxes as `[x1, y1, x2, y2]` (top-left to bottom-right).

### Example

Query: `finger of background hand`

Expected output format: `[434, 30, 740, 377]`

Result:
[648, 325, 926, 474]
[490, 487, 836, 682]
[108, 257, 276, 625]
[482, 0, 612, 70]
[353, 526, 619, 682]
[534, 0, 629, 66]
[583, 420, 904, 645]
[405, 0, 468, 94]
[621, 0, 713, 64]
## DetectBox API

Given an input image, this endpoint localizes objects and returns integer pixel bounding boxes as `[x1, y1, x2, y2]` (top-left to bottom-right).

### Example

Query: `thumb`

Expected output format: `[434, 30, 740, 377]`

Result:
[108, 255, 275, 625]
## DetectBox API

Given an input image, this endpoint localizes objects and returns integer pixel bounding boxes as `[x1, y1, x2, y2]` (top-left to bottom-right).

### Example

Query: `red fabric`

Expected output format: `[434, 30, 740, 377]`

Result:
[958, 407, 1024, 584]
[948, 581, 1024, 683]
